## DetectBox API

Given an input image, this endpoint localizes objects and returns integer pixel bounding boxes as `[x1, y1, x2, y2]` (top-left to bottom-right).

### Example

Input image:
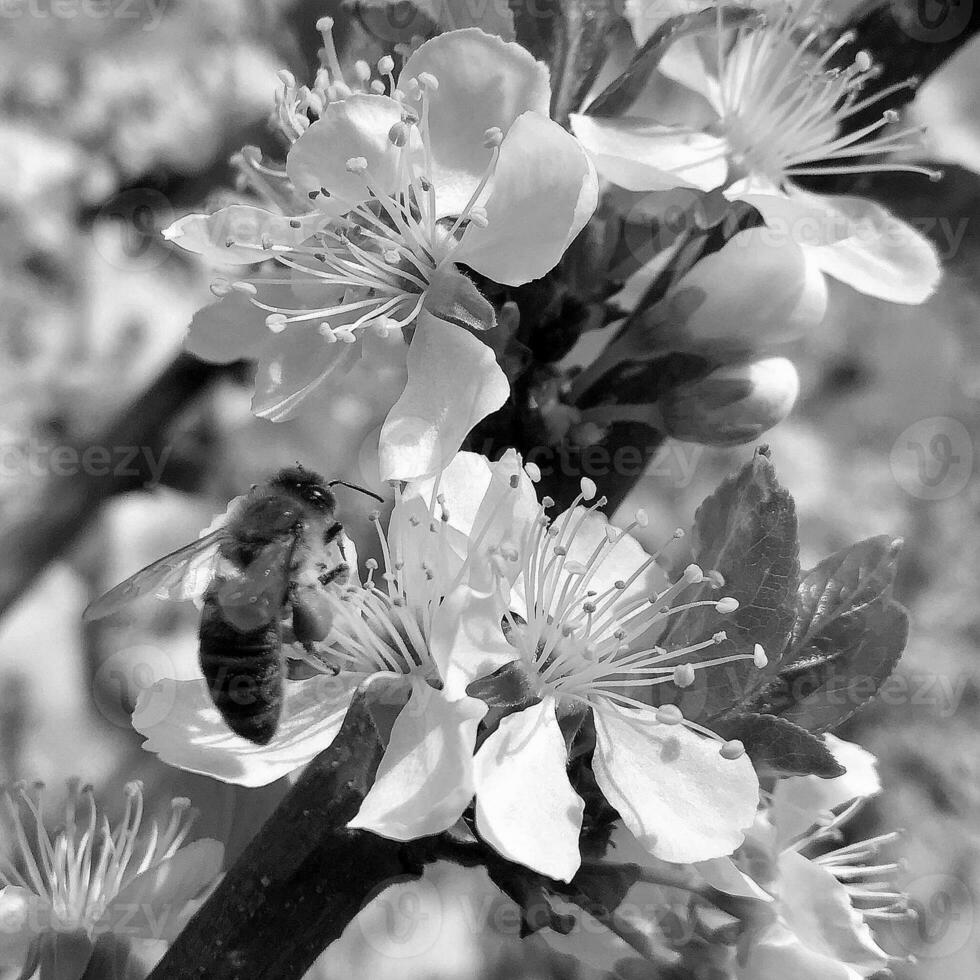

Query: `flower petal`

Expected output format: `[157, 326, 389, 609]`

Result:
[183, 293, 272, 364]
[379, 313, 508, 482]
[105, 839, 225, 942]
[429, 583, 517, 696]
[453, 112, 598, 285]
[349, 681, 485, 839]
[398, 28, 551, 217]
[592, 707, 758, 863]
[776, 851, 890, 975]
[735, 922, 862, 980]
[133, 676, 359, 787]
[570, 112, 728, 192]
[771, 735, 881, 847]
[0, 886, 44, 967]
[251, 324, 362, 422]
[800, 194, 941, 304]
[37, 932, 94, 980]
[648, 224, 828, 352]
[286, 95, 407, 211]
[474, 697, 585, 882]
[163, 207, 327, 265]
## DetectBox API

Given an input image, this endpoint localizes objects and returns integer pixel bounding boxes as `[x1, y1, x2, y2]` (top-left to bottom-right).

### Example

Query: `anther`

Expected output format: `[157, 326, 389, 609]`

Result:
[712, 631, 727, 644]
[483, 127, 503, 148]
[266, 314, 288, 334]
[370, 80, 385, 94]
[634, 508, 649, 527]
[417, 71, 439, 91]
[353, 60, 371, 83]
[656, 704, 685, 725]
[715, 597, 739, 614]
[378, 55, 395, 75]
[277, 69, 296, 88]
[388, 121, 410, 147]
[753, 644, 768, 668]
[673, 664, 696, 688]
[524, 461, 542, 482]
[683, 564, 704, 584]
[580, 477, 597, 501]
[720, 740, 745, 760]
[346, 156, 368, 175]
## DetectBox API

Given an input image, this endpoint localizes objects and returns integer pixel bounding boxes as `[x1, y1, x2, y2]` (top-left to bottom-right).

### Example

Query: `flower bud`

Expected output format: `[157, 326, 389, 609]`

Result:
[660, 357, 799, 446]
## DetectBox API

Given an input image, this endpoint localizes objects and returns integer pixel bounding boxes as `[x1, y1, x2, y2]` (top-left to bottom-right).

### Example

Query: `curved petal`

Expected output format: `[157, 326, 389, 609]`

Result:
[799, 194, 941, 304]
[398, 29, 551, 217]
[183, 293, 272, 364]
[651, 224, 828, 351]
[132, 676, 359, 787]
[592, 706, 759, 863]
[735, 922, 862, 980]
[251, 324, 361, 422]
[286, 95, 407, 212]
[379, 313, 508, 482]
[349, 681, 485, 839]
[0, 886, 45, 967]
[474, 697, 585, 882]
[771, 736, 881, 847]
[453, 113, 598, 286]
[429, 583, 517, 697]
[570, 113, 728, 192]
[104, 839, 225, 942]
[777, 851, 890, 974]
[163, 207, 327, 265]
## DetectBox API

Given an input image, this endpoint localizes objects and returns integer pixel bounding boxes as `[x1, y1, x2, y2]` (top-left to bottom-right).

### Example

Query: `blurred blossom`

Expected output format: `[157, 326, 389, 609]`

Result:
[0, 780, 222, 980]
[573, 2, 943, 304]
[659, 356, 800, 446]
[700, 736, 906, 980]
[167, 26, 597, 476]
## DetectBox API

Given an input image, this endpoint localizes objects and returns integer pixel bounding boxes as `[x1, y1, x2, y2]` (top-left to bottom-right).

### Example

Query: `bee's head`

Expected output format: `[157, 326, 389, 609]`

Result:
[271, 466, 336, 513]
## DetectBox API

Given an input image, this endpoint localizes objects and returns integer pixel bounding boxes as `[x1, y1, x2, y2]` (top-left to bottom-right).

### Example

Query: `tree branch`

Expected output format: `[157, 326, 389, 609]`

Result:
[0, 353, 229, 618]
[147, 695, 407, 980]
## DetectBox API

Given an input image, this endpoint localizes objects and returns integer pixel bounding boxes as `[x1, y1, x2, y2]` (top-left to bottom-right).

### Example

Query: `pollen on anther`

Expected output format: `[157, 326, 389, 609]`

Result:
[346, 156, 368, 175]
[712, 630, 727, 644]
[378, 55, 395, 76]
[634, 508, 649, 528]
[673, 664, 696, 688]
[715, 597, 739, 614]
[266, 314, 287, 334]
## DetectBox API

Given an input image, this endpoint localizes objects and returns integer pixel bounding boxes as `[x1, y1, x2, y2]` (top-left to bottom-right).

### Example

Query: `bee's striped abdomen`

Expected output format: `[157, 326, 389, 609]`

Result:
[198, 598, 283, 745]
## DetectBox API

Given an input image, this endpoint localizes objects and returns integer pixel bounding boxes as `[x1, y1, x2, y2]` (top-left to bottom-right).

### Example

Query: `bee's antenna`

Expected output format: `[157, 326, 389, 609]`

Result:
[328, 480, 385, 504]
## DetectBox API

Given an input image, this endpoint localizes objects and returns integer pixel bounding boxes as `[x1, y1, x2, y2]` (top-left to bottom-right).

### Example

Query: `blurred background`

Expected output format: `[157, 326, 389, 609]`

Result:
[0, 1, 979, 977]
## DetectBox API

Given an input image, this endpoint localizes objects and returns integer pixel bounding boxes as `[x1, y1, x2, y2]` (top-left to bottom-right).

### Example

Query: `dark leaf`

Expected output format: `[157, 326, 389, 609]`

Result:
[745, 591, 909, 734]
[713, 712, 846, 778]
[659, 447, 800, 723]
[741, 537, 909, 730]
[586, 6, 762, 117]
[788, 535, 902, 654]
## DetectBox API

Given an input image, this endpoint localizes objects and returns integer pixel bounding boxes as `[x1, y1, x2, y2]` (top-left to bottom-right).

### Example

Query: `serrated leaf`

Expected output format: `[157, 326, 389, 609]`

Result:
[789, 535, 903, 654]
[713, 713, 845, 778]
[586, 6, 762, 117]
[746, 593, 909, 734]
[741, 537, 909, 732]
[659, 448, 800, 723]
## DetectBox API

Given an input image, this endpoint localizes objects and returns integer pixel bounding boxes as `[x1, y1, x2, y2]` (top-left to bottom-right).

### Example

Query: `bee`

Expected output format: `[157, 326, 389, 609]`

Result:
[84, 466, 381, 745]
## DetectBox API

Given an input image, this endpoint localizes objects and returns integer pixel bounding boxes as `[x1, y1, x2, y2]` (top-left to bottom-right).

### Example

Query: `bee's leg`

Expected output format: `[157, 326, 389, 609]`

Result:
[303, 642, 340, 676]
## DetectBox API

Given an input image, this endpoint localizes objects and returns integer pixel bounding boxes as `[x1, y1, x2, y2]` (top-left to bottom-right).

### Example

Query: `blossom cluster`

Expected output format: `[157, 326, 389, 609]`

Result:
[1, 3, 937, 977]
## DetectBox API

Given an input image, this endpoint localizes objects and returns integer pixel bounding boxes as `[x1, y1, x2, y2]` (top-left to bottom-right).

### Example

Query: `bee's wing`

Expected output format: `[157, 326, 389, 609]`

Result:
[83, 528, 227, 621]
[212, 533, 299, 631]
